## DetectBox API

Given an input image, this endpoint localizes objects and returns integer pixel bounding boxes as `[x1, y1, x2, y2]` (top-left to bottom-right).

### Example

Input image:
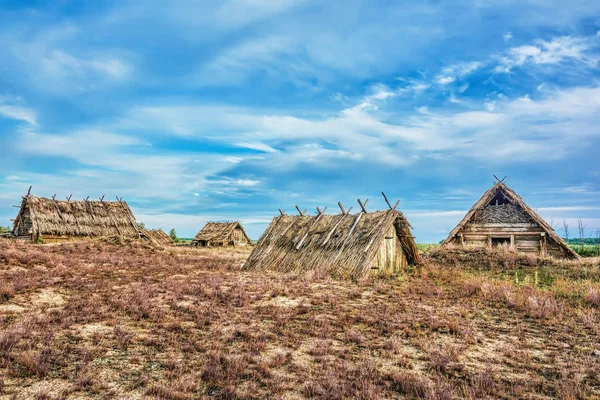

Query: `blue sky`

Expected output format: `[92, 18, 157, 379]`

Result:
[1, 0, 599, 242]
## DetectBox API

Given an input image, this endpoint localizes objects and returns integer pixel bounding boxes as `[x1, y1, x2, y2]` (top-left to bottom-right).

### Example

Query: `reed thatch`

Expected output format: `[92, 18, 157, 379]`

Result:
[443, 181, 578, 259]
[140, 229, 174, 246]
[191, 221, 252, 247]
[243, 209, 422, 279]
[12, 195, 140, 242]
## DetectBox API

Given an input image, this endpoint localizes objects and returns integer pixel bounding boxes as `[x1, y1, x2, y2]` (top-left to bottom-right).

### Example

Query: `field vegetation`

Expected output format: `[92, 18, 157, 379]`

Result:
[0, 239, 598, 399]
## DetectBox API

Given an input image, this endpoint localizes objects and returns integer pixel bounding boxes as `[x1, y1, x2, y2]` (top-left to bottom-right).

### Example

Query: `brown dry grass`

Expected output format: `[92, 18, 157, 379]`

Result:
[0, 239, 598, 399]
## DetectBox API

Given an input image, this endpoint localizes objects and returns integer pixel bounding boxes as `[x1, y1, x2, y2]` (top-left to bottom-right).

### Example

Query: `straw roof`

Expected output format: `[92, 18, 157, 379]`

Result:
[191, 221, 251, 245]
[443, 181, 578, 258]
[243, 209, 422, 279]
[141, 229, 174, 246]
[13, 195, 140, 240]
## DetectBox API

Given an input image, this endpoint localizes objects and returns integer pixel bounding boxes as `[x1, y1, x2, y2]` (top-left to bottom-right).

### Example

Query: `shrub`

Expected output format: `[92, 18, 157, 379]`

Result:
[585, 287, 600, 307]
[0, 283, 15, 303]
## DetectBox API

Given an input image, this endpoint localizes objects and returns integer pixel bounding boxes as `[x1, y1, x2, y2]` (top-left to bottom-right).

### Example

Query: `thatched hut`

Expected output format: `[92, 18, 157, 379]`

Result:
[443, 180, 578, 258]
[12, 193, 140, 242]
[191, 222, 252, 247]
[243, 201, 422, 279]
[140, 229, 174, 246]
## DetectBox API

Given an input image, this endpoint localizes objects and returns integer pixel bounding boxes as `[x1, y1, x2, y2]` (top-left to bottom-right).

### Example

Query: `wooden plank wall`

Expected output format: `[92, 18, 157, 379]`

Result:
[232, 228, 249, 246]
[372, 225, 407, 274]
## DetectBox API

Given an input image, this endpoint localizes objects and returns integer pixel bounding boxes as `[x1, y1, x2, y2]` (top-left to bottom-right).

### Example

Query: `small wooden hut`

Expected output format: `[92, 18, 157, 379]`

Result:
[140, 229, 174, 246]
[12, 192, 140, 242]
[243, 197, 423, 279]
[443, 180, 578, 258]
[191, 221, 252, 247]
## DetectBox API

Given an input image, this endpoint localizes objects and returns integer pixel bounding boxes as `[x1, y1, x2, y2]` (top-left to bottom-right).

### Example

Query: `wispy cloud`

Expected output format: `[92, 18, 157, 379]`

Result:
[435, 61, 482, 85]
[494, 35, 599, 73]
[0, 103, 36, 125]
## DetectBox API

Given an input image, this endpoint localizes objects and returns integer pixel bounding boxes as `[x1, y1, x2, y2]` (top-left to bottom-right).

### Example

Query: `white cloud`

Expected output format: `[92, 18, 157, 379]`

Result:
[40, 50, 131, 82]
[115, 84, 600, 171]
[236, 142, 278, 153]
[0, 104, 37, 125]
[210, 177, 261, 187]
[503, 32, 513, 42]
[495, 35, 598, 73]
[196, 35, 306, 86]
[435, 61, 482, 85]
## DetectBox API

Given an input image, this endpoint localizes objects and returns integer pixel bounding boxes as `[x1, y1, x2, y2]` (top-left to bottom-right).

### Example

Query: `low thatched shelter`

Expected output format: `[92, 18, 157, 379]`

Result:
[443, 180, 578, 258]
[191, 221, 252, 247]
[140, 229, 174, 246]
[243, 200, 422, 279]
[12, 193, 140, 242]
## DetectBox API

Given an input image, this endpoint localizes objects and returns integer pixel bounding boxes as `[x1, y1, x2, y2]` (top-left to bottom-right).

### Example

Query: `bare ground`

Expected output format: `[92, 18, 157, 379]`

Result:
[0, 240, 598, 399]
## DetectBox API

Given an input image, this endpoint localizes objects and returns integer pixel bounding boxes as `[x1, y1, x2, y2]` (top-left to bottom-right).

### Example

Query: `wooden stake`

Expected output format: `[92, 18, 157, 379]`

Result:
[278, 209, 286, 216]
[321, 213, 351, 246]
[100, 195, 105, 202]
[392, 200, 400, 210]
[493, 175, 507, 183]
[357, 198, 368, 213]
[316, 206, 327, 215]
[52, 194, 56, 201]
[295, 205, 305, 216]
[26, 186, 32, 197]
[67, 195, 72, 202]
[85, 196, 89, 202]
[382, 192, 393, 210]
[296, 210, 327, 250]
[338, 202, 346, 215]
[334, 212, 363, 260]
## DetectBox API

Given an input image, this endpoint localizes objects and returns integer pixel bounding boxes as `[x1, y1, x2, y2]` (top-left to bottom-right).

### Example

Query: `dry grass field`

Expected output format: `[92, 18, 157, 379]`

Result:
[0, 240, 599, 399]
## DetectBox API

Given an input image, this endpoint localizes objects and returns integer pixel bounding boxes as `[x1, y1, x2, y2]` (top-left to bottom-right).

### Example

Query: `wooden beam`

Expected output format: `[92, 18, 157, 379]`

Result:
[100, 195, 105, 202]
[321, 213, 351, 246]
[334, 212, 363, 260]
[67, 195, 72, 202]
[493, 174, 507, 184]
[465, 231, 548, 236]
[338, 202, 346, 215]
[392, 200, 400, 210]
[382, 192, 393, 210]
[278, 209, 286, 216]
[26, 186, 32, 197]
[357, 198, 368, 213]
[295, 210, 327, 250]
[295, 205, 305, 216]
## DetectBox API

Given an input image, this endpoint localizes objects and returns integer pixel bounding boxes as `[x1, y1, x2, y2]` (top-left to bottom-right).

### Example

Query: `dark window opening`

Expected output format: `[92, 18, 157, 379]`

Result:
[488, 189, 511, 206]
[491, 237, 511, 247]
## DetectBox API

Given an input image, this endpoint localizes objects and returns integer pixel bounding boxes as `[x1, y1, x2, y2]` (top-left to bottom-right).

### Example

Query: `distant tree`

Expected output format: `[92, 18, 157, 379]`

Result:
[577, 218, 587, 253]
[169, 229, 179, 242]
[562, 220, 569, 242]
[137, 222, 146, 230]
[0, 226, 10, 234]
